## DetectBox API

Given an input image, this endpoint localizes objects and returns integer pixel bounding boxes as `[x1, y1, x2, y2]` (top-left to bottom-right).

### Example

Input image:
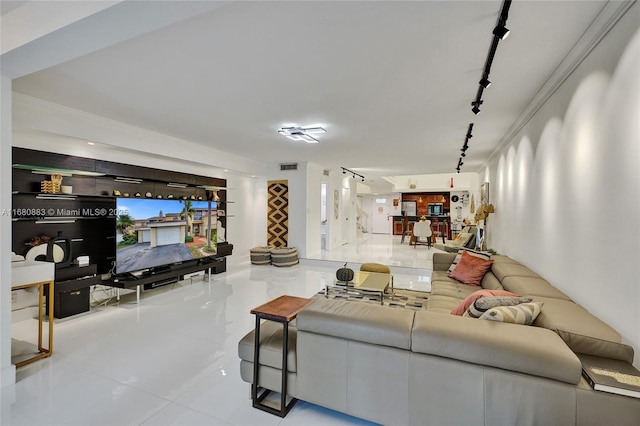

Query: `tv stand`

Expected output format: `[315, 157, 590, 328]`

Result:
[104, 254, 229, 304]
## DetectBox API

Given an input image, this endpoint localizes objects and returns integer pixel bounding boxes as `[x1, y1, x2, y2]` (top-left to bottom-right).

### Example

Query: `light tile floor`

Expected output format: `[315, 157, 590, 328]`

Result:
[3, 234, 442, 425]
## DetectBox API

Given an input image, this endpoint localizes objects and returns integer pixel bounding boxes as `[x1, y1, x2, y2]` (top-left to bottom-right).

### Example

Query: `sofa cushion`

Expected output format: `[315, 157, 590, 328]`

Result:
[449, 251, 494, 286]
[296, 297, 415, 350]
[464, 296, 533, 318]
[431, 279, 479, 300]
[447, 248, 492, 274]
[491, 262, 541, 282]
[426, 294, 463, 314]
[450, 289, 520, 316]
[433, 252, 457, 272]
[412, 311, 583, 384]
[531, 296, 634, 363]
[479, 302, 543, 325]
[480, 272, 503, 291]
[489, 255, 520, 264]
[502, 276, 572, 301]
[430, 270, 458, 283]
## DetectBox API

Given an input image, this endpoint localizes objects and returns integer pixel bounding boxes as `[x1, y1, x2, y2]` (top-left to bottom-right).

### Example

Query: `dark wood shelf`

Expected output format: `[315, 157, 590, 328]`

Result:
[12, 147, 233, 315]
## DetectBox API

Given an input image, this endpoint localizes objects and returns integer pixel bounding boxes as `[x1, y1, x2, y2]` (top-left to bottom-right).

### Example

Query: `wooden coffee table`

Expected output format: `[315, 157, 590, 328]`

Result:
[250, 295, 312, 417]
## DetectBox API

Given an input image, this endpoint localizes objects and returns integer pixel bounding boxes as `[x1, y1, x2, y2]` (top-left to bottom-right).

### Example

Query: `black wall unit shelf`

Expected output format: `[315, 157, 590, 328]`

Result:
[12, 147, 232, 317]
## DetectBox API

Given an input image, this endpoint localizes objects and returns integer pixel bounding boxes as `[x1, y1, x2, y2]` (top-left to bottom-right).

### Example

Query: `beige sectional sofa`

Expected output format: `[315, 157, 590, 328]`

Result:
[238, 253, 640, 425]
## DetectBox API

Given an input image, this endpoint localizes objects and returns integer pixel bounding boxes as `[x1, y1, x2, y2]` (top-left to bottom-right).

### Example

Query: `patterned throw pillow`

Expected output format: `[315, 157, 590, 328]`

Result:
[447, 248, 491, 274]
[479, 302, 543, 325]
[464, 296, 533, 318]
[448, 233, 474, 248]
[450, 289, 520, 316]
[448, 251, 494, 286]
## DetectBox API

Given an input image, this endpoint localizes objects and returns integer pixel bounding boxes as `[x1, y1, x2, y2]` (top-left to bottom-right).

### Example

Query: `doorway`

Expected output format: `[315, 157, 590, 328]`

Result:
[341, 187, 350, 244]
[321, 183, 327, 250]
[372, 197, 391, 234]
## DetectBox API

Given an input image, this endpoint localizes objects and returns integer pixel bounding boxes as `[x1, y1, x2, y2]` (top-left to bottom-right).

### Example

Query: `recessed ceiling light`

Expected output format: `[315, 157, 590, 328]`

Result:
[87, 142, 95, 146]
[223, 169, 228, 172]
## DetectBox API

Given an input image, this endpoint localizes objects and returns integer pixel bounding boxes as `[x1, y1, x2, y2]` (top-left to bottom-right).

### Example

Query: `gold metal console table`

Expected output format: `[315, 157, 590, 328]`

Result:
[11, 260, 55, 367]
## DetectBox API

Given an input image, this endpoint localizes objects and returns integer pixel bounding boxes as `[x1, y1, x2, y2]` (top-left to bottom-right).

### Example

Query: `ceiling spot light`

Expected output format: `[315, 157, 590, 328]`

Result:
[493, 24, 510, 40]
[277, 126, 326, 144]
[479, 77, 491, 88]
[471, 100, 483, 115]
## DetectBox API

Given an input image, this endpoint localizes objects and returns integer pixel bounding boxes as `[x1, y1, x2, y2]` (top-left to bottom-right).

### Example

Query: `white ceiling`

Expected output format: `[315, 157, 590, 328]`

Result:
[8, 1, 610, 186]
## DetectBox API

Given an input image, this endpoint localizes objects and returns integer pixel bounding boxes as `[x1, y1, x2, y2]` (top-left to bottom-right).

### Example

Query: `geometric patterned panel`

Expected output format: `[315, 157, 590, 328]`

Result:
[267, 180, 289, 248]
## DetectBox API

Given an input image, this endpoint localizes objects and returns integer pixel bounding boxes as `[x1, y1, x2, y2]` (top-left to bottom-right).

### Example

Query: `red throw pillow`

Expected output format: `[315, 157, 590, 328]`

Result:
[449, 251, 494, 286]
[451, 289, 520, 316]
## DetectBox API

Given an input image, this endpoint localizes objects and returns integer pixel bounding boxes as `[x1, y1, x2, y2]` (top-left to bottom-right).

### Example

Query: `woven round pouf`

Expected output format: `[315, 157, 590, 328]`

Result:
[250, 246, 273, 265]
[270, 247, 299, 267]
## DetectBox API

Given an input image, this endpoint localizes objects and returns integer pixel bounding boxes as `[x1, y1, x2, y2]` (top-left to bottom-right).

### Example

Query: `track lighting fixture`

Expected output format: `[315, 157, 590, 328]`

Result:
[493, 24, 510, 40]
[455, 0, 512, 173]
[340, 167, 364, 182]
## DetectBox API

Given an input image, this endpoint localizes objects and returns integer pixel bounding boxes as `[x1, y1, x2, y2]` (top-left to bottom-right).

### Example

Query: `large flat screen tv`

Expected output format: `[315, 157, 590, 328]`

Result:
[115, 198, 217, 275]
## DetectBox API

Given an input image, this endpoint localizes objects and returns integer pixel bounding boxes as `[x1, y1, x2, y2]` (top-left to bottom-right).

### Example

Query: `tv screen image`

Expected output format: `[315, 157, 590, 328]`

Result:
[115, 198, 218, 275]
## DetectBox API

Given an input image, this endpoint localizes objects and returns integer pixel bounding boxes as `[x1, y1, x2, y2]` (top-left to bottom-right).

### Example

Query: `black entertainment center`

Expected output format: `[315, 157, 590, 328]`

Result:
[11, 147, 233, 318]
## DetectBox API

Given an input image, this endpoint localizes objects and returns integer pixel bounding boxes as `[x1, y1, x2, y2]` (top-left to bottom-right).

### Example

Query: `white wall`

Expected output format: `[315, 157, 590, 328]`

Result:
[390, 172, 478, 192]
[486, 14, 640, 366]
[1, 75, 16, 388]
[224, 174, 263, 267]
[323, 170, 359, 251]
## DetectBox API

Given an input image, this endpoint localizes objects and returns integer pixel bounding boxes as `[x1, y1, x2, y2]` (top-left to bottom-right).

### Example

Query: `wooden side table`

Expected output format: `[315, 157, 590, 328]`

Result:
[250, 295, 311, 417]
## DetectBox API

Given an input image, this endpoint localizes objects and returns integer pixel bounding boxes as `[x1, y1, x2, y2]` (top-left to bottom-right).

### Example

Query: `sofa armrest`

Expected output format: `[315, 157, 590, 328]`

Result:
[296, 297, 415, 350]
[412, 311, 582, 384]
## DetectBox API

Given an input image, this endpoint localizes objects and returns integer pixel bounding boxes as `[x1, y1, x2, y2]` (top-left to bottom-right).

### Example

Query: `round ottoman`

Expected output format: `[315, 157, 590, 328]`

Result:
[270, 247, 299, 267]
[250, 246, 273, 265]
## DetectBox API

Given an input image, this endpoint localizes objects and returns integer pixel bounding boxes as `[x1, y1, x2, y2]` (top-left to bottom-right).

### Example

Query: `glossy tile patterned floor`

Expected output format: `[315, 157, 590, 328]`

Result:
[3, 235, 439, 425]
